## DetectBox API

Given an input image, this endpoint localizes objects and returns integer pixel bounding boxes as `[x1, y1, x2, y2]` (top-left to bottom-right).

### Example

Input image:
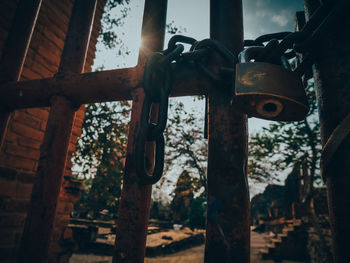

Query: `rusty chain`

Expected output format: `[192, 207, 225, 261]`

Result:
[136, 35, 237, 185]
[135, 0, 348, 185]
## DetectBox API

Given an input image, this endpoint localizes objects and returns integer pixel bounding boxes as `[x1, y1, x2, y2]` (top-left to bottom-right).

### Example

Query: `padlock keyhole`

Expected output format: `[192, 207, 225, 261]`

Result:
[263, 103, 277, 113]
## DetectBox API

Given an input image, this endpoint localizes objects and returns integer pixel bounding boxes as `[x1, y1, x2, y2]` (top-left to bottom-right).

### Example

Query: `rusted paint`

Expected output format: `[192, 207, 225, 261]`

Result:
[304, 1, 350, 262]
[0, 61, 208, 109]
[113, 1, 167, 262]
[205, 0, 250, 262]
[18, 0, 97, 262]
[235, 62, 309, 121]
[0, 0, 42, 149]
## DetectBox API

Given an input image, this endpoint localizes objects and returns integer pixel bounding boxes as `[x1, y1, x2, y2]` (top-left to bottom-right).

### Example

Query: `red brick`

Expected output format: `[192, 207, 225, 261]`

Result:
[35, 37, 62, 65]
[48, 240, 64, 255]
[11, 121, 44, 142]
[0, 227, 22, 247]
[70, 134, 78, 144]
[16, 182, 33, 199]
[0, 166, 17, 180]
[75, 108, 86, 119]
[56, 201, 74, 215]
[13, 110, 43, 130]
[38, 7, 66, 41]
[45, 2, 70, 26]
[0, 213, 26, 227]
[62, 227, 73, 240]
[59, 190, 80, 203]
[73, 117, 84, 129]
[5, 143, 40, 161]
[0, 178, 16, 198]
[24, 56, 54, 78]
[26, 108, 49, 121]
[18, 136, 42, 150]
[0, 198, 30, 213]
[0, 154, 36, 171]
[21, 67, 43, 80]
[67, 142, 76, 153]
[3, 131, 17, 144]
[51, 227, 64, 243]
[53, 214, 70, 228]
[16, 172, 36, 184]
[26, 51, 58, 74]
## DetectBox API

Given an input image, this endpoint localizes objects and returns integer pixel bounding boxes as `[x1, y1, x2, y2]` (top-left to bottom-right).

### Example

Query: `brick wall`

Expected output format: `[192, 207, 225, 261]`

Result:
[0, 0, 106, 262]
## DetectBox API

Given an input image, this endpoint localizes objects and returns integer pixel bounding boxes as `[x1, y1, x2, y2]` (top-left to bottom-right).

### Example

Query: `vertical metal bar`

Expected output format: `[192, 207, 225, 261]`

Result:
[113, 1, 167, 262]
[0, 0, 42, 149]
[205, 0, 249, 262]
[18, 1, 97, 262]
[304, 1, 350, 262]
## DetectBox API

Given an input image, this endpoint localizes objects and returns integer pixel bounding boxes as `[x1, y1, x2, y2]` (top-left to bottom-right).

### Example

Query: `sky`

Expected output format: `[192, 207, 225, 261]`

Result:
[93, 0, 304, 132]
[92, 0, 305, 198]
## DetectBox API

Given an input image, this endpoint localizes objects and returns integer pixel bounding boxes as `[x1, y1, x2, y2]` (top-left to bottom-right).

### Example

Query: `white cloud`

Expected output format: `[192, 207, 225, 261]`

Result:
[256, 10, 270, 18]
[271, 10, 290, 27]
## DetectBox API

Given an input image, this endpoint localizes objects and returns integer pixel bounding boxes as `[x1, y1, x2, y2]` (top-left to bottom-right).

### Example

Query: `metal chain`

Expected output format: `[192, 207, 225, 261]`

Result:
[135, 43, 183, 185]
[243, 0, 349, 76]
[136, 35, 237, 185]
[135, 0, 347, 185]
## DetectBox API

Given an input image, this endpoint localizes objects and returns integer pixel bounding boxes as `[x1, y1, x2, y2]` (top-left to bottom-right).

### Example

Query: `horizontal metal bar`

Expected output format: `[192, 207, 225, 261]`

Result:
[0, 59, 208, 109]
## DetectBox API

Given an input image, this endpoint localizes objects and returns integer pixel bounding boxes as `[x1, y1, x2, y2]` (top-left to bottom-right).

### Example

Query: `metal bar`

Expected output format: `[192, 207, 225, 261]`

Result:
[0, 0, 42, 149]
[18, 0, 97, 262]
[113, 0, 167, 262]
[205, 0, 249, 262]
[303, 1, 350, 262]
[0, 61, 207, 109]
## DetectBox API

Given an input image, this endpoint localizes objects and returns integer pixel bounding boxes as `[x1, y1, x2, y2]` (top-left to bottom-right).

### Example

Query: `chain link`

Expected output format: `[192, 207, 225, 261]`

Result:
[243, 0, 349, 75]
[136, 35, 238, 185]
[135, 0, 347, 185]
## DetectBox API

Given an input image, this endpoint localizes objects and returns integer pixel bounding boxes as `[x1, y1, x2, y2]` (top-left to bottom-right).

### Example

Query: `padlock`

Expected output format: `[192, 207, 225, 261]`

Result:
[234, 47, 309, 121]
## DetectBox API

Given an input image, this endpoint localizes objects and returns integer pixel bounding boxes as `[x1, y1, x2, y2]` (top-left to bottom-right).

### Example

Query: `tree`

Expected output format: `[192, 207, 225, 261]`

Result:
[161, 99, 208, 198]
[73, 102, 130, 212]
[171, 171, 194, 223]
[248, 81, 321, 187]
[72, 0, 132, 213]
[73, 1, 200, 211]
[248, 81, 332, 261]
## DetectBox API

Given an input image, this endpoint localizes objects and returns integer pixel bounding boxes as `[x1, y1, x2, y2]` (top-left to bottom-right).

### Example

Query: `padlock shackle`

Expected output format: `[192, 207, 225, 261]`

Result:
[238, 46, 264, 63]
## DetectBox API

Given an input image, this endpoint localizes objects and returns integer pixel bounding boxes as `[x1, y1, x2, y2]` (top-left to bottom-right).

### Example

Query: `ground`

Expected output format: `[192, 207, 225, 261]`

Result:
[70, 230, 308, 262]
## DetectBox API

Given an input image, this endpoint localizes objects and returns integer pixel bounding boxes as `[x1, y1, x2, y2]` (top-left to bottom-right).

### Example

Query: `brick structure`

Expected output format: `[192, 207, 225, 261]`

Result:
[0, 1, 106, 262]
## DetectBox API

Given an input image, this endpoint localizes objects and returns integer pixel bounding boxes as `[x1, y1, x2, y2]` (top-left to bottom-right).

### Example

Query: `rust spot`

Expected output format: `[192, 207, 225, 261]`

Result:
[239, 71, 267, 86]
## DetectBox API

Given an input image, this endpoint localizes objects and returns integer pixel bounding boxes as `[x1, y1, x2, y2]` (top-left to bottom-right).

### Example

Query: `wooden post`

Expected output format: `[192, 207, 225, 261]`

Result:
[18, 0, 97, 262]
[303, 1, 350, 262]
[205, 0, 250, 262]
[0, 0, 42, 149]
[113, 0, 167, 262]
[0, 62, 208, 109]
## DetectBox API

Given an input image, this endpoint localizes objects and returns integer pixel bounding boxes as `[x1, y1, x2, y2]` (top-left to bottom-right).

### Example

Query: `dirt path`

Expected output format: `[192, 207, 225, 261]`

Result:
[70, 231, 307, 263]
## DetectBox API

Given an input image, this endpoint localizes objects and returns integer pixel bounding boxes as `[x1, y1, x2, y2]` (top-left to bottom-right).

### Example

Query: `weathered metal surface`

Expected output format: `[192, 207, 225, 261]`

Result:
[18, 0, 97, 262]
[113, 0, 167, 262]
[304, 1, 350, 263]
[204, 0, 250, 262]
[235, 62, 309, 121]
[0, 0, 42, 149]
[0, 59, 208, 109]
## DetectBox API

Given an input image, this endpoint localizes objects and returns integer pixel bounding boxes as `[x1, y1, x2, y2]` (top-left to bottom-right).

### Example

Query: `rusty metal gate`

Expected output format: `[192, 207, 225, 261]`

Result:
[0, 0, 349, 262]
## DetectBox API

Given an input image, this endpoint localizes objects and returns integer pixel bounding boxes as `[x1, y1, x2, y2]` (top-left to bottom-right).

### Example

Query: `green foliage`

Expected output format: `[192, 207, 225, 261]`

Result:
[100, 0, 130, 49]
[162, 100, 207, 197]
[166, 21, 187, 35]
[248, 81, 322, 184]
[187, 196, 206, 229]
[73, 101, 130, 211]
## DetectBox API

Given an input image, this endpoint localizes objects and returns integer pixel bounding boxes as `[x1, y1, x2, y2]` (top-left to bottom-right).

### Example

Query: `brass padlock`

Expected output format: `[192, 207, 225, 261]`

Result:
[234, 47, 309, 121]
